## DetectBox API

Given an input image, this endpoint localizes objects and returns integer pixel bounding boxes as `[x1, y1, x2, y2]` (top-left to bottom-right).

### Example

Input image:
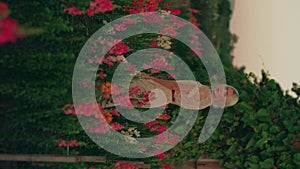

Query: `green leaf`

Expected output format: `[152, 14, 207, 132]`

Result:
[259, 158, 274, 169]
[256, 138, 267, 149]
[293, 153, 300, 166]
[269, 125, 279, 133]
[267, 79, 276, 89]
[245, 137, 256, 149]
[234, 101, 254, 113]
[226, 144, 238, 156]
[256, 108, 268, 117]
[256, 108, 270, 121]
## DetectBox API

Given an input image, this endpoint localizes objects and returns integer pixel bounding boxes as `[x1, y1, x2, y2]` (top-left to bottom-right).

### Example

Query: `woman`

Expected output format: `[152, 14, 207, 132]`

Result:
[127, 72, 239, 110]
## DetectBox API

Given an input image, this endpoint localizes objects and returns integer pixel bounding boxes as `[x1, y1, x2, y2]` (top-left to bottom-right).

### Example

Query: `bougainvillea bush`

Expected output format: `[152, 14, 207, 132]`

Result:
[0, 0, 299, 169]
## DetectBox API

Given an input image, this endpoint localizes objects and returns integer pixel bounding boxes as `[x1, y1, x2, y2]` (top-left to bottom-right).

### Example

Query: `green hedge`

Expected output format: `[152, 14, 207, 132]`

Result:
[0, 0, 299, 168]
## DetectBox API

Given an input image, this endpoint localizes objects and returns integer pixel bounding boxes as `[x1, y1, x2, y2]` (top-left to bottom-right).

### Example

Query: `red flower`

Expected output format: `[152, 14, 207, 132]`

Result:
[148, 38, 158, 48]
[125, 0, 159, 14]
[157, 153, 165, 160]
[109, 42, 129, 55]
[130, 87, 140, 95]
[157, 114, 171, 120]
[162, 163, 172, 169]
[87, 8, 94, 16]
[110, 122, 124, 130]
[0, 18, 20, 45]
[189, 15, 200, 27]
[150, 125, 167, 133]
[144, 120, 159, 127]
[171, 9, 181, 15]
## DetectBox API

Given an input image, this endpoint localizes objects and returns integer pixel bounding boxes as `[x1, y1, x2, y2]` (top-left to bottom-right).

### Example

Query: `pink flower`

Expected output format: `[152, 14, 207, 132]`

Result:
[87, 122, 110, 133]
[152, 134, 165, 143]
[62, 104, 76, 115]
[57, 140, 67, 147]
[110, 108, 120, 116]
[122, 20, 134, 25]
[150, 125, 167, 133]
[143, 13, 165, 23]
[162, 163, 172, 169]
[68, 139, 80, 147]
[115, 161, 137, 169]
[64, 7, 84, 15]
[159, 25, 177, 37]
[151, 68, 160, 73]
[189, 8, 200, 14]
[95, 56, 105, 65]
[64, 109, 75, 115]
[99, 71, 106, 79]
[176, 21, 186, 28]
[57, 139, 80, 147]
[115, 95, 134, 109]
[104, 94, 110, 99]
[87, 0, 114, 16]
[107, 61, 114, 67]
[75, 102, 97, 117]
[130, 87, 140, 95]
[81, 80, 92, 88]
[127, 65, 135, 72]
[110, 122, 124, 130]
[109, 42, 129, 55]
[114, 23, 127, 31]
[169, 74, 176, 79]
